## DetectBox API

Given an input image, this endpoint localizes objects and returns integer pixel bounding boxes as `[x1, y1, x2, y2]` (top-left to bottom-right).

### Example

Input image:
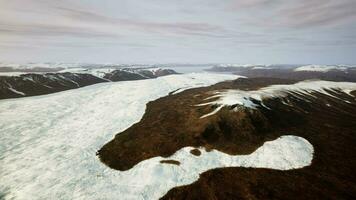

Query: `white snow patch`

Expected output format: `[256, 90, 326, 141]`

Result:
[146, 67, 161, 73]
[4, 81, 25, 96]
[252, 66, 273, 69]
[122, 135, 313, 199]
[198, 80, 356, 118]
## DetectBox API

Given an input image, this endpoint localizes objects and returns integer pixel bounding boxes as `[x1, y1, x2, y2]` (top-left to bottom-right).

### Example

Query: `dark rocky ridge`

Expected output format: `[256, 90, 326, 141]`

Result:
[103, 68, 177, 81]
[236, 68, 356, 82]
[97, 77, 356, 199]
[0, 68, 177, 99]
[0, 73, 107, 99]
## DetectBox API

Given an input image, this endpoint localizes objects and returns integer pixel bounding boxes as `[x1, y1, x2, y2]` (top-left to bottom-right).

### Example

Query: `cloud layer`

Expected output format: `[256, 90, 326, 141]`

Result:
[0, 0, 355, 64]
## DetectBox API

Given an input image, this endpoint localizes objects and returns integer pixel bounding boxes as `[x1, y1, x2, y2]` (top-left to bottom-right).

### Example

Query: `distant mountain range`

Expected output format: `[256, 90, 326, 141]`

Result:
[207, 64, 356, 82]
[0, 66, 178, 99]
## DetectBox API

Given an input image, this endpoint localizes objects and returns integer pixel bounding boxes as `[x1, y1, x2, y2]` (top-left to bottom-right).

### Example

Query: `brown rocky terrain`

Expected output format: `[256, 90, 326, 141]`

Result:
[98, 76, 356, 199]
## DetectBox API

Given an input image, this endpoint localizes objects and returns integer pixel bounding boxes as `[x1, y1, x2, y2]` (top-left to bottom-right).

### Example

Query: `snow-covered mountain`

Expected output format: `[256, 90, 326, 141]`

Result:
[0, 65, 178, 99]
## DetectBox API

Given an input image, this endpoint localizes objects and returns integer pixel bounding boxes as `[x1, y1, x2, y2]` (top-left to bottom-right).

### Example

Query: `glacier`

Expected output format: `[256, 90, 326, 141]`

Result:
[0, 73, 313, 200]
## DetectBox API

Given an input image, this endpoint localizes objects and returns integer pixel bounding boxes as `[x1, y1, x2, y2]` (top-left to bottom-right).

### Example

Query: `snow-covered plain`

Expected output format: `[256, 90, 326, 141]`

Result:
[198, 80, 356, 118]
[0, 73, 313, 200]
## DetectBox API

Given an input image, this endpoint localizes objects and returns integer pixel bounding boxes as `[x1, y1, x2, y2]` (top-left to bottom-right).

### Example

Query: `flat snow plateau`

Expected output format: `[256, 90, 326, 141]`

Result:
[0, 73, 313, 200]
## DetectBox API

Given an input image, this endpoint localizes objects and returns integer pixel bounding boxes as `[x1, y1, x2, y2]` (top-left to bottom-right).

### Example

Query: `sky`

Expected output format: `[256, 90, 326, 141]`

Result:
[0, 0, 355, 64]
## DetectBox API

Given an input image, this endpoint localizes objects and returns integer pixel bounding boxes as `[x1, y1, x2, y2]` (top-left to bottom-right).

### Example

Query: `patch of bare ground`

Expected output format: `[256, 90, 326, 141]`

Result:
[160, 160, 181, 165]
[190, 149, 201, 156]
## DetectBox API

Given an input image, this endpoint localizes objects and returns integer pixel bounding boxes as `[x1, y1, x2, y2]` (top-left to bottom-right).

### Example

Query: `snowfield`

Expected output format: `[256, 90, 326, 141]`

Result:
[0, 73, 313, 200]
[125, 135, 313, 199]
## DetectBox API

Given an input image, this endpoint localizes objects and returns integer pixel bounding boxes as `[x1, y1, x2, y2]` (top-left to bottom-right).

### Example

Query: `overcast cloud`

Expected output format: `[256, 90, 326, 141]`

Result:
[0, 0, 355, 64]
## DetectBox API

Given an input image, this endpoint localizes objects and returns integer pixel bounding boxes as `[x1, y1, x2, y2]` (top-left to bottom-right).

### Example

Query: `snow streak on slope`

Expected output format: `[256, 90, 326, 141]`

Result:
[0, 73, 312, 200]
[198, 80, 356, 118]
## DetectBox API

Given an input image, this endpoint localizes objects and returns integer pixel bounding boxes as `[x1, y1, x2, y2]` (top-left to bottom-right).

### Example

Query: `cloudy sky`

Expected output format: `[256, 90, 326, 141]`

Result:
[0, 0, 355, 64]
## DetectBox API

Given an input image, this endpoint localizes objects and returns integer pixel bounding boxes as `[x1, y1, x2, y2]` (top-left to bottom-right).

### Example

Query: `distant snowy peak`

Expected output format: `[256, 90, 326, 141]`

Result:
[147, 68, 177, 76]
[207, 64, 356, 73]
[215, 64, 270, 69]
[216, 64, 267, 67]
[0, 63, 127, 70]
[0, 63, 177, 79]
[59, 67, 119, 78]
[207, 64, 295, 72]
[0, 63, 153, 77]
[294, 65, 353, 72]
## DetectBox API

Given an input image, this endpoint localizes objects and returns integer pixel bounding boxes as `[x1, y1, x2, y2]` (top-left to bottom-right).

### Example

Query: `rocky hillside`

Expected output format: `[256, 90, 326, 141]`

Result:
[0, 73, 107, 99]
[103, 68, 177, 81]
